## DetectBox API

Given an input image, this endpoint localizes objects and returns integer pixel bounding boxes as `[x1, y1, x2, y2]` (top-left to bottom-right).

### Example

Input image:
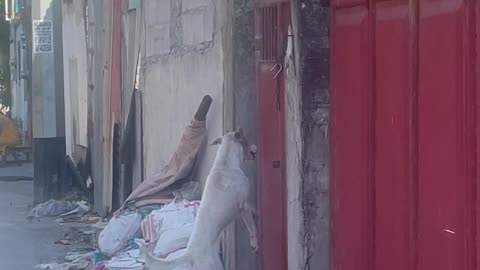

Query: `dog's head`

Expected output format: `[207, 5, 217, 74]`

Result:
[210, 128, 257, 160]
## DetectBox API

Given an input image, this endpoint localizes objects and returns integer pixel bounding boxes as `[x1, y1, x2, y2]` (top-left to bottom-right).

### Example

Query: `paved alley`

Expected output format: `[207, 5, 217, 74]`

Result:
[0, 164, 86, 270]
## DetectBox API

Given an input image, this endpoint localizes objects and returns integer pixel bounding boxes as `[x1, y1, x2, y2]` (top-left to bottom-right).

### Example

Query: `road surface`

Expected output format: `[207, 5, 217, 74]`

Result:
[0, 164, 87, 269]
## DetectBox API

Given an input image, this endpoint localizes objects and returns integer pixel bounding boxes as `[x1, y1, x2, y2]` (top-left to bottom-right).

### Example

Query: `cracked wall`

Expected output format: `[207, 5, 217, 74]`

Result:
[141, 0, 226, 186]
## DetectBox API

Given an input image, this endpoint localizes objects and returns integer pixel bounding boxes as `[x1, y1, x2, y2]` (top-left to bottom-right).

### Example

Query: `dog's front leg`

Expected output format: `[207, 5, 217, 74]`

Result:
[241, 206, 258, 253]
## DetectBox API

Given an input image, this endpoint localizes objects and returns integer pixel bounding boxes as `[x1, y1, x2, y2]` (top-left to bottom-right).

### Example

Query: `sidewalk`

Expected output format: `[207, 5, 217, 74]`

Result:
[0, 164, 89, 270]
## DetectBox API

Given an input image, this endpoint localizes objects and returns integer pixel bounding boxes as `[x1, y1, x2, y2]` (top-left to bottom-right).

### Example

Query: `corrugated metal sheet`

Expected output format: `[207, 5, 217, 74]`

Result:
[330, 0, 479, 269]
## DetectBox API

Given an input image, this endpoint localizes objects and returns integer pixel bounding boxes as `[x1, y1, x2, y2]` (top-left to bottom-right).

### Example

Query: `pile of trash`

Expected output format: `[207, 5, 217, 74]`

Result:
[27, 199, 93, 219]
[28, 199, 103, 270]
[27, 198, 103, 225]
[34, 96, 212, 270]
[36, 250, 93, 270]
[89, 197, 200, 270]
[31, 182, 202, 270]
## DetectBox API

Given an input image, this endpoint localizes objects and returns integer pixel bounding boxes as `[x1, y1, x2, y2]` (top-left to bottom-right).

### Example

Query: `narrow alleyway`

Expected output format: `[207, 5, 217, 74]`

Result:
[0, 164, 87, 270]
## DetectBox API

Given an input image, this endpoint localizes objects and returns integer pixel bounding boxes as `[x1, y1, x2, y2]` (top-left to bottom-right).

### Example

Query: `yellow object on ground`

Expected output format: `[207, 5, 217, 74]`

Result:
[0, 114, 17, 154]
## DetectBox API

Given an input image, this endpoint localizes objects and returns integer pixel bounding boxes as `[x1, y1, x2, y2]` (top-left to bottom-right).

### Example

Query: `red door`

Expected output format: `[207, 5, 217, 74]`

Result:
[255, 1, 289, 270]
[331, 0, 480, 270]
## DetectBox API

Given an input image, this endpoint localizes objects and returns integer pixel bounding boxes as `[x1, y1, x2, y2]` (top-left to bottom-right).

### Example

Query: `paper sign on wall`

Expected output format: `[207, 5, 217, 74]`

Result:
[33, 20, 53, 53]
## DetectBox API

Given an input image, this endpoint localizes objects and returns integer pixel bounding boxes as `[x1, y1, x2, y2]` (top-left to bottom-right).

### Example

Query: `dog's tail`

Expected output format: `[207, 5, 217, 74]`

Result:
[136, 239, 192, 269]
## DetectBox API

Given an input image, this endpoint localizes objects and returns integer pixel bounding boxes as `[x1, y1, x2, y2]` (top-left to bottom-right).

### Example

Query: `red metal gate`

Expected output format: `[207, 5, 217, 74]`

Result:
[331, 0, 479, 270]
[255, 1, 289, 270]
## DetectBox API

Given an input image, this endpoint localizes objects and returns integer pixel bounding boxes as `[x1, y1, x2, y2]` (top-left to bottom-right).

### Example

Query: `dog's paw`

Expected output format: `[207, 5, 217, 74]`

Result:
[250, 235, 258, 254]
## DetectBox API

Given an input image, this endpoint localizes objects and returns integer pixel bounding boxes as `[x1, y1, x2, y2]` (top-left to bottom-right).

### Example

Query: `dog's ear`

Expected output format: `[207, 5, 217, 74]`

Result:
[234, 128, 244, 140]
[210, 138, 222, 145]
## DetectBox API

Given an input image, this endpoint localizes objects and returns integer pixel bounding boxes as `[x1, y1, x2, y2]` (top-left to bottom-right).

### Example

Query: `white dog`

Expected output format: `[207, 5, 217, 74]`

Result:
[138, 128, 258, 270]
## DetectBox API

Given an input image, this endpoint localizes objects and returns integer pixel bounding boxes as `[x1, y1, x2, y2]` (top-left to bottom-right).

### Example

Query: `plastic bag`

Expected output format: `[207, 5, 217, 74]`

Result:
[141, 201, 197, 243]
[154, 223, 193, 256]
[140, 200, 199, 257]
[98, 211, 142, 256]
[27, 199, 80, 218]
[157, 203, 195, 233]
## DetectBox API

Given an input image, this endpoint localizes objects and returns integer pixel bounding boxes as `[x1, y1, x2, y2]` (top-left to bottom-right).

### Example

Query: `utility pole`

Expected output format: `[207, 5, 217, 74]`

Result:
[29, 0, 66, 204]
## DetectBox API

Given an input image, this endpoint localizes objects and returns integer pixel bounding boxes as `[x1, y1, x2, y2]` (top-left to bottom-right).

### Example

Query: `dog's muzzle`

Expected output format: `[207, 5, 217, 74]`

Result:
[249, 145, 257, 159]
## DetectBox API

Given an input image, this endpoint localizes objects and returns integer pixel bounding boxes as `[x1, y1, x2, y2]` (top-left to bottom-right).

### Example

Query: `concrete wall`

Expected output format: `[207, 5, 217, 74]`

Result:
[284, 2, 305, 269]
[285, 1, 330, 269]
[299, 1, 330, 268]
[140, 1, 257, 268]
[62, 0, 88, 158]
[141, 0, 225, 186]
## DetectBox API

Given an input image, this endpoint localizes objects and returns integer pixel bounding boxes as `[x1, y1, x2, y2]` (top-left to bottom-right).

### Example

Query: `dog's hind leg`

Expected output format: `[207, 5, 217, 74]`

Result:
[241, 206, 258, 253]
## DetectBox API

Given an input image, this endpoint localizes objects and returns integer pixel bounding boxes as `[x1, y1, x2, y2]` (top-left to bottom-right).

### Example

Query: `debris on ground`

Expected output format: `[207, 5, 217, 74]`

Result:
[105, 249, 143, 270]
[65, 250, 94, 262]
[60, 201, 89, 217]
[36, 96, 213, 269]
[62, 190, 90, 202]
[86, 198, 199, 269]
[37, 226, 96, 269]
[54, 226, 98, 249]
[35, 262, 71, 270]
[54, 239, 71, 245]
[92, 249, 110, 266]
[81, 228, 95, 235]
[35, 257, 90, 270]
[27, 199, 88, 218]
[82, 216, 102, 224]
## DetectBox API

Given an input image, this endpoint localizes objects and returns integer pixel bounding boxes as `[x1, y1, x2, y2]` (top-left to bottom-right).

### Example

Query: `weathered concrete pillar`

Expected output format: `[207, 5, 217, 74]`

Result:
[30, 0, 66, 204]
[286, 1, 330, 269]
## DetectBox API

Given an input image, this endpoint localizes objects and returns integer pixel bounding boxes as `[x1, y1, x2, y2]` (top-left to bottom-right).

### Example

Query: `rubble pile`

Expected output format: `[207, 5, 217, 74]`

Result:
[32, 96, 212, 270]
[33, 198, 200, 270]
